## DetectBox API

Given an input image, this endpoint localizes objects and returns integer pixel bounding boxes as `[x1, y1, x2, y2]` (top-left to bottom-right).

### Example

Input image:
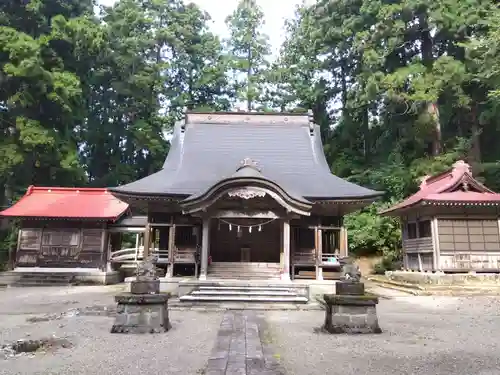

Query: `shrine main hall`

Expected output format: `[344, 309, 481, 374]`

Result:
[1, 111, 381, 285]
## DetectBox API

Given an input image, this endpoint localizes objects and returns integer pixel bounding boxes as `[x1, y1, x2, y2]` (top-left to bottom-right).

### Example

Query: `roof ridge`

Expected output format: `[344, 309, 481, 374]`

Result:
[29, 186, 110, 194]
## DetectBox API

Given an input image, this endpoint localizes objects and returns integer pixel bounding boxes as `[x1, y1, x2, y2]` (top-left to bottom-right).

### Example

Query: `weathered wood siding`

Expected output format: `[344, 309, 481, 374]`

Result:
[16, 221, 106, 268]
[438, 219, 500, 270]
[403, 237, 434, 253]
[403, 237, 434, 271]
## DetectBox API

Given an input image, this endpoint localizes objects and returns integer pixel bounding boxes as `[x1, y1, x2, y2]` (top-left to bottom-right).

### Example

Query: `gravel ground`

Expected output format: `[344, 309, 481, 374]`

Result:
[266, 295, 500, 375]
[0, 286, 222, 375]
[2, 286, 500, 375]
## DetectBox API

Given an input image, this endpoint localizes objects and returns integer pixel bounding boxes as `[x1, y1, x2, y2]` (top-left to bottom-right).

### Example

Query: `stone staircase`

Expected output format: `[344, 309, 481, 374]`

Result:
[4, 272, 76, 287]
[208, 262, 281, 280]
[179, 282, 309, 304]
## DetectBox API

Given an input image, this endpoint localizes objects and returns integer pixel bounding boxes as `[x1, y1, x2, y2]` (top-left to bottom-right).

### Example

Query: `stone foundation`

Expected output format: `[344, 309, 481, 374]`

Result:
[111, 293, 171, 334]
[386, 270, 500, 285]
[323, 294, 381, 334]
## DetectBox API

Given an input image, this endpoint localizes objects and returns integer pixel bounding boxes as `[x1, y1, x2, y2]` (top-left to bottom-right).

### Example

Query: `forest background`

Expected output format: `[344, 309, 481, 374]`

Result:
[2, 0, 500, 271]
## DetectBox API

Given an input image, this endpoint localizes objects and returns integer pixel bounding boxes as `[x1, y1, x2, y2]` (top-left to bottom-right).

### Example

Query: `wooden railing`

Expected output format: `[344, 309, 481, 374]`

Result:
[292, 251, 342, 266]
[174, 247, 197, 263]
[293, 251, 315, 264]
[110, 246, 198, 265]
[109, 247, 169, 264]
[319, 253, 341, 267]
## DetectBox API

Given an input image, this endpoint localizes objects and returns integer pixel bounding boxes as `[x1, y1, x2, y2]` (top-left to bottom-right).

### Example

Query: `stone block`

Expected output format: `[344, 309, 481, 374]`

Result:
[335, 281, 365, 295]
[111, 292, 171, 334]
[322, 293, 381, 334]
[338, 305, 369, 315]
[324, 294, 378, 306]
[130, 280, 160, 294]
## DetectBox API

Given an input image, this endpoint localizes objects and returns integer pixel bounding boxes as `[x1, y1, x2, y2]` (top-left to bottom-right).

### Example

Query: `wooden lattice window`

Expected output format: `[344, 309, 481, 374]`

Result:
[296, 228, 314, 249]
[19, 229, 42, 250]
[42, 230, 80, 246]
[418, 220, 432, 238]
[407, 223, 417, 239]
[175, 226, 197, 247]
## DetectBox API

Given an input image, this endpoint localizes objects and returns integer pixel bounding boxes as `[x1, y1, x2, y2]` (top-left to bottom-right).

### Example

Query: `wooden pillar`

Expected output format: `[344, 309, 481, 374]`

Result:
[431, 217, 440, 271]
[99, 227, 110, 271]
[167, 224, 176, 278]
[316, 227, 323, 281]
[281, 219, 291, 281]
[200, 217, 210, 280]
[9, 228, 22, 270]
[143, 223, 151, 258]
[134, 233, 140, 262]
[339, 226, 348, 257]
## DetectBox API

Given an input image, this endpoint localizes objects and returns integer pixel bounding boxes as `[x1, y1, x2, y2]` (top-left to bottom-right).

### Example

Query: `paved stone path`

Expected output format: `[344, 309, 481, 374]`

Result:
[205, 311, 285, 375]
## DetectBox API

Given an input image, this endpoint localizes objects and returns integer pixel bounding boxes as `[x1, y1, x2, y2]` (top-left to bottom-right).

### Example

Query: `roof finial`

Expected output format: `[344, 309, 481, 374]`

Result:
[307, 109, 315, 136]
[237, 158, 261, 172]
[453, 160, 471, 174]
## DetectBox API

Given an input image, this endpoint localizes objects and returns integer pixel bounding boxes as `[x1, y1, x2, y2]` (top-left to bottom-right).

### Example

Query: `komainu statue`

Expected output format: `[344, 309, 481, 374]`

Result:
[136, 254, 159, 281]
[341, 257, 362, 283]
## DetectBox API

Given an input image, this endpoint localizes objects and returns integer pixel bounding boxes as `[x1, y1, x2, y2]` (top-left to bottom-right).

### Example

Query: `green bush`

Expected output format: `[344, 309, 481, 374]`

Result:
[373, 256, 402, 275]
[344, 200, 402, 259]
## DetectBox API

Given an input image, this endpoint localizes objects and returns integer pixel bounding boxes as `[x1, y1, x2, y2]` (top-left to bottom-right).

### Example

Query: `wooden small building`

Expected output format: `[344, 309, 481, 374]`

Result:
[381, 160, 500, 272]
[109, 111, 382, 280]
[0, 186, 130, 283]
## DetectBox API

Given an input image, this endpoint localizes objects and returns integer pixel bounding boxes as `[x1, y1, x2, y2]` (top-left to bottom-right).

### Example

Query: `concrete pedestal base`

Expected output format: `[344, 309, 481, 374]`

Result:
[130, 279, 160, 294]
[323, 294, 381, 334]
[111, 293, 171, 334]
[335, 280, 365, 295]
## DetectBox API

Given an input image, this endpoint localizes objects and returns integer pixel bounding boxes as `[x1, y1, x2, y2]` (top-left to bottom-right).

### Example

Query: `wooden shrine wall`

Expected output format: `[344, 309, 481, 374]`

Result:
[16, 220, 107, 268]
[438, 218, 500, 271]
[210, 220, 281, 263]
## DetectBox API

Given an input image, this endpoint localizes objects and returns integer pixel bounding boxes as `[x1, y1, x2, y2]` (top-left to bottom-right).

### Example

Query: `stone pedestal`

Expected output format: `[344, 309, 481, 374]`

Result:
[111, 292, 171, 334]
[130, 279, 160, 294]
[335, 280, 365, 295]
[323, 294, 381, 334]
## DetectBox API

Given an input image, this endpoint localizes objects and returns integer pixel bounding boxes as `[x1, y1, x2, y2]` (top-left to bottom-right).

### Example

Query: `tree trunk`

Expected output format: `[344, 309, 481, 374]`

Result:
[247, 46, 252, 111]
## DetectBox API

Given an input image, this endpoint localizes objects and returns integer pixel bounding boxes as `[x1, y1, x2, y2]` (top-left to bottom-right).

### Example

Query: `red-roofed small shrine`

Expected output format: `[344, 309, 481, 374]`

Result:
[0, 186, 129, 220]
[0, 186, 131, 282]
[382, 161, 500, 272]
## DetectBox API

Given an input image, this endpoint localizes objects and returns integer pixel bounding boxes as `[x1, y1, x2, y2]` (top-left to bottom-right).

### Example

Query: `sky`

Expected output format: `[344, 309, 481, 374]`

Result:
[98, 0, 312, 57]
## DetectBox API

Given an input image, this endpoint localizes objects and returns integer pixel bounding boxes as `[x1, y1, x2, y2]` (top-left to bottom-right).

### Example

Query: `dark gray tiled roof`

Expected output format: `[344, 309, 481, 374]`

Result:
[110, 215, 147, 227]
[111, 115, 381, 200]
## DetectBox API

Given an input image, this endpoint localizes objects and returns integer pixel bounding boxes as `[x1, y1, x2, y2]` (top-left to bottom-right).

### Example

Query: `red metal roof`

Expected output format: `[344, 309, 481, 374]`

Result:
[381, 160, 500, 215]
[0, 186, 129, 221]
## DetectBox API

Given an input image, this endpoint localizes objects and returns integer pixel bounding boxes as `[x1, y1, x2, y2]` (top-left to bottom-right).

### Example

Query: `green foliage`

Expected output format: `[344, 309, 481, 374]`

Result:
[2, 0, 500, 264]
[344, 201, 402, 258]
[373, 255, 402, 275]
[225, 0, 271, 110]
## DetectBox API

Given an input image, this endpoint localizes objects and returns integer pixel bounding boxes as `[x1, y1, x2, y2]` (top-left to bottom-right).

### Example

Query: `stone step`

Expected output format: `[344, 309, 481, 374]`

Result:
[208, 270, 280, 274]
[10, 282, 72, 287]
[208, 271, 280, 277]
[9, 273, 76, 287]
[198, 286, 294, 292]
[207, 276, 281, 280]
[179, 295, 308, 303]
[191, 290, 298, 297]
[210, 262, 280, 267]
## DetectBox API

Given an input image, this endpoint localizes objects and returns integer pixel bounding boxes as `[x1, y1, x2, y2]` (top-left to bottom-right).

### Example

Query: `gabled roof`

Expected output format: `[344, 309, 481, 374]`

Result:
[180, 158, 313, 216]
[381, 160, 500, 215]
[110, 111, 382, 201]
[0, 186, 129, 221]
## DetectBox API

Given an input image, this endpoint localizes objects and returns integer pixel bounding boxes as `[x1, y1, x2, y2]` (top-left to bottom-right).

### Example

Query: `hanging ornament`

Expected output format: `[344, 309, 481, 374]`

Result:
[237, 225, 241, 232]
[258, 225, 262, 232]
[249, 226, 252, 233]
[229, 224, 232, 231]
[218, 221, 221, 230]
